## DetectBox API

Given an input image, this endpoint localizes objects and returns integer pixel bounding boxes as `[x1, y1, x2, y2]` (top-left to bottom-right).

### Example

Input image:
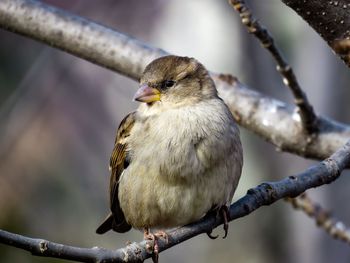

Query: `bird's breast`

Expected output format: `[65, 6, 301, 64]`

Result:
[129, 106, 210, 181]
[118, 100, 242, 229]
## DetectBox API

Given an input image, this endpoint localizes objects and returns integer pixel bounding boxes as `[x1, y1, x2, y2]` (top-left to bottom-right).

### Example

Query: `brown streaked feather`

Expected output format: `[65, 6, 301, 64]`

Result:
[96, 112, 136, 234]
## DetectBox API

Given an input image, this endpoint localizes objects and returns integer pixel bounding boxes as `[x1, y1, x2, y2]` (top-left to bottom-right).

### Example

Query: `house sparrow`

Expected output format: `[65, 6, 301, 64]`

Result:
[96, 55, 243, 261]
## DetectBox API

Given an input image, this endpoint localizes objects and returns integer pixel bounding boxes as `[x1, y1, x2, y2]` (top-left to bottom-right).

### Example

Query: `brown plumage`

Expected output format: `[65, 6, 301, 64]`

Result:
[96, 56, 243, 242]
[96, 113, 135, 234]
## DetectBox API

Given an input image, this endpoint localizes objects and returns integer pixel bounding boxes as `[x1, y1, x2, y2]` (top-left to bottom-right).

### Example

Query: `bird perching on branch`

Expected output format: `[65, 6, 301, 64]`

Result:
[96, 55, 243, 262]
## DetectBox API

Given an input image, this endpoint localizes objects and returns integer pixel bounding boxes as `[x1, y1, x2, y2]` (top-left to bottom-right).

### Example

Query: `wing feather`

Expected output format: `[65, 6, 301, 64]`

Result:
[96, 112, 136, 234]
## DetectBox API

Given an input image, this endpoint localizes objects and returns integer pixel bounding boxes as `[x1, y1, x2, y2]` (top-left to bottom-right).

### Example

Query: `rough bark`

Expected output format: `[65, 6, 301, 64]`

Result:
[281, 0, 350, 67]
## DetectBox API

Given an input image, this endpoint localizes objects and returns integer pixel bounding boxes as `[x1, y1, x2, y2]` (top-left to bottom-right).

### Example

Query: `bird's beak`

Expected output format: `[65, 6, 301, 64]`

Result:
[133, 84, 161, 103]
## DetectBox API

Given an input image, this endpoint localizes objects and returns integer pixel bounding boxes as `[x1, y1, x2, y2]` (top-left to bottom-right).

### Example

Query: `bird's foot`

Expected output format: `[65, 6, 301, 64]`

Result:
[221, 205, 229, 239]
[154, 230, 169, 243]
[206, 205, 230, 239]
[144, 228, 169, 263]
[206, 230, 219, 239]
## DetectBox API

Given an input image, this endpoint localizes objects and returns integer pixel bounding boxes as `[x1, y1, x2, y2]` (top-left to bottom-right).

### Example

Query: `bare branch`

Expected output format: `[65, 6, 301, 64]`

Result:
[1, 140, 350, 262]
[0, 0, 350, 160]
[228, 0, 318, 134]
[281, 0, 350, 67]
[0, 230, 125, 262]
[286, 193, 350, 244]
[215, 77, 350, 160]
[0, 0, 166, 80]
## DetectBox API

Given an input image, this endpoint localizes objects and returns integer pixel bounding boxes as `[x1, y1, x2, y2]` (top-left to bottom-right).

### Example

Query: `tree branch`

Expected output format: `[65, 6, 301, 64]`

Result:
[0, 0, 350, 160]
[1, 140, 350, 262]
[281, 0, 350, 67]
[229, 0, 318, 134]
[286, 193, 350, 245]
[0, 230, 124, 263]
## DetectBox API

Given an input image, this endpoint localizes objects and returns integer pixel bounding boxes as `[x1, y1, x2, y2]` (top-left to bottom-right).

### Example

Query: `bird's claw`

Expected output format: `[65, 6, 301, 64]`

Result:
[144, 228, 168, 263]
[206, 230, 219, 239]
[221, 205, 229, 239]
[206, 205, 230, 240]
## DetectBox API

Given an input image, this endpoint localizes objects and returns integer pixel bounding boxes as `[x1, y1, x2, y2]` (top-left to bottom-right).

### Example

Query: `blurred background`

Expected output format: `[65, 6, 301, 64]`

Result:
[1, 0, 350, 262]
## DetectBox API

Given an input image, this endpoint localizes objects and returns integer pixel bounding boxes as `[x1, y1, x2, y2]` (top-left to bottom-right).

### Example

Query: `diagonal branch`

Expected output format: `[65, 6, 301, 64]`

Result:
[1, 0, 349, 161]
[281, 0, 350, 68]
[229, 0, 318, 134]
[286, 193, 350, 244]
[1, 140, 350, 262]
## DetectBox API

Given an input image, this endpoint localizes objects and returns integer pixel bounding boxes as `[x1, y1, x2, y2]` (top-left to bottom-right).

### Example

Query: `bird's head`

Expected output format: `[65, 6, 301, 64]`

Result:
[134, 55, 218, 106]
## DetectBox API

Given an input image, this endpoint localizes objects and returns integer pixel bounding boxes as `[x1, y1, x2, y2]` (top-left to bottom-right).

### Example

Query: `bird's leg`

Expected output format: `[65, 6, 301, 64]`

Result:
[144, 228, 157, 262]
[220, 205, 230, 239]
[143, 228, 169, 263]
[154, 230, 169, 243]
[143, 227, 153, 240]
[205, 205, 230, 239]
[205, 208, 219, 239]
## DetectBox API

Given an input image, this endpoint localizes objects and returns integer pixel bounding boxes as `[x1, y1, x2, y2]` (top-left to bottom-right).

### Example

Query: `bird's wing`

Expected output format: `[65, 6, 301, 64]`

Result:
[96, 112, 136, 234]
[109, 112, 135, 214]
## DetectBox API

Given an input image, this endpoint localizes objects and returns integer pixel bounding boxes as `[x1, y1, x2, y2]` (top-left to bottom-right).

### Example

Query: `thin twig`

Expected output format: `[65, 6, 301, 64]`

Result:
[0, 0, 350, 160]
[228, 0, 319, 134]
[286, 193, 350, 244]
[1, 140, 350, 262]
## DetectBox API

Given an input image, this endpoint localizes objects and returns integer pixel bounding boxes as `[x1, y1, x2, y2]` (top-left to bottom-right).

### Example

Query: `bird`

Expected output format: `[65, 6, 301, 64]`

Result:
[96, 55, 243, 261]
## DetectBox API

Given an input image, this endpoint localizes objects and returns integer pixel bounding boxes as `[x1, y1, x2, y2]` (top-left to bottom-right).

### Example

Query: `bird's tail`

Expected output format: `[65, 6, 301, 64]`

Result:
[96, 213, 131, 234]
[96, 213, 114, 234]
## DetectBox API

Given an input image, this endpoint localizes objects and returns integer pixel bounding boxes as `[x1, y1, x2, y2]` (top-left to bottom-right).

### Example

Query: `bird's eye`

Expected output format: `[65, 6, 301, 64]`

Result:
[164, 80, 175, 88]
